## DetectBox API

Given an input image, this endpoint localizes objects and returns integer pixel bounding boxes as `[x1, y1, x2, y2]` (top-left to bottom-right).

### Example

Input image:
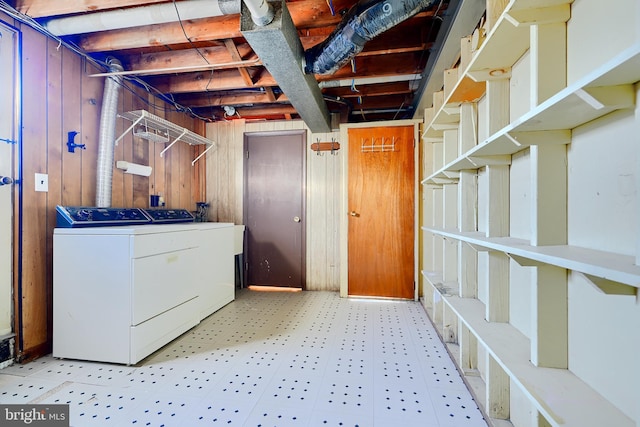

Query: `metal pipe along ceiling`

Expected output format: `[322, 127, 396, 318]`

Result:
[43, 0, 241, 36]
[304, 0, 438, 75]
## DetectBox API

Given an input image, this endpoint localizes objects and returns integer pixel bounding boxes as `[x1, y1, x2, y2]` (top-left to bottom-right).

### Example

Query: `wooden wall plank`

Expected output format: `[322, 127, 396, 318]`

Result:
[80, 60, 102, 206]
[44, 37, 63, 349]
[111, 83, 126, 208]
[121, 83, 134, 207]
[19, 25, 49, 357]
[131, 91, 149, 208]
[487, 354, 510, 419]
[61, 47, 82, 206]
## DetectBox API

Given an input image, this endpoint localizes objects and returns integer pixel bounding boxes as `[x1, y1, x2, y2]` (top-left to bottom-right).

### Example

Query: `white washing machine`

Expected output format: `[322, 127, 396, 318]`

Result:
[53, 207, 236, 364]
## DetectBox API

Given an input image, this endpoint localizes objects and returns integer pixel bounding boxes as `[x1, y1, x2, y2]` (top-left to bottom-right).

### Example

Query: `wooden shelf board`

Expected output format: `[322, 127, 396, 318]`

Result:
[425, 44, 640, 175]
[448, 76, 486, 105]
[422, 270, 459, 297]
[442, 294, 633, 427]
[467, 13, 529, 79]
[423, 228, 640, 289]
[467, 0, 574, 81]
[513, 44, 640, 133]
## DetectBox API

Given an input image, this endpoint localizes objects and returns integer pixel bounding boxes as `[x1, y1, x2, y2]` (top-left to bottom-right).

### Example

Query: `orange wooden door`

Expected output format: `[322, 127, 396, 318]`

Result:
[348, 125, 415, 299]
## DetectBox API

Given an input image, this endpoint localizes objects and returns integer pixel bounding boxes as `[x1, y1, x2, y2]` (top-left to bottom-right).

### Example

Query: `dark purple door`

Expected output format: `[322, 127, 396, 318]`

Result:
[244, 131, 306, 288]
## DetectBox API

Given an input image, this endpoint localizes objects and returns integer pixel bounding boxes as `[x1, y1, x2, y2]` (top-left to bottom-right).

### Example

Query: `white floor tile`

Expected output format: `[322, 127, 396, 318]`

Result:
[0, 290, 487, 427]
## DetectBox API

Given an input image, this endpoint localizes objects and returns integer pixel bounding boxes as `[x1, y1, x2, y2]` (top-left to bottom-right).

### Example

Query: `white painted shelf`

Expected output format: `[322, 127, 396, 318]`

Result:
[422, 43, 640, 185]
[421, 270, 634, 427]
[117, 110, 215, 165]
[466, 0, 573, 81]
[423, 227, 640, 292]
[419, 1, 639, 424]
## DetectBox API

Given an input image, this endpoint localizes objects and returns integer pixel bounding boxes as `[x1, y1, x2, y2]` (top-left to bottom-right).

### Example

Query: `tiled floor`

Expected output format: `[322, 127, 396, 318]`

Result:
[0, 289, 488, 427]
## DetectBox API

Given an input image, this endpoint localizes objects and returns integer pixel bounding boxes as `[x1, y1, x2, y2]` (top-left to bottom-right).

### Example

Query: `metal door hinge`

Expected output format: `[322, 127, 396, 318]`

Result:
[246, 150, 249, 159]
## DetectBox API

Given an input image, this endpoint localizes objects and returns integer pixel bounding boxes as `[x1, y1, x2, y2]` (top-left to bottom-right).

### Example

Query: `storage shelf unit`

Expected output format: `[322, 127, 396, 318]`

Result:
[117, 110, 215, 165]
[421, 271, 630, 427]
[419, 0, 639, 426]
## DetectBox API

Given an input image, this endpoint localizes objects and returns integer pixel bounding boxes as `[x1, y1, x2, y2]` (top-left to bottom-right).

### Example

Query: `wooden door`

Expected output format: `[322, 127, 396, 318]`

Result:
[348, 125, 415, 299]
[244, 131, 306, 288]
[0, 23, 17, 338]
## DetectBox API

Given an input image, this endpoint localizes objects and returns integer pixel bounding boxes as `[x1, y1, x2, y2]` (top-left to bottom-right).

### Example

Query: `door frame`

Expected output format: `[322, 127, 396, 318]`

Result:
[242, 129, 307, 289]
[339, 120, 421, 300]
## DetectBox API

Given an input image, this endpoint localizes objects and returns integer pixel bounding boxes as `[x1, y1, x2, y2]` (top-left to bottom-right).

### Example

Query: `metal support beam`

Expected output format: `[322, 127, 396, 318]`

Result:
[241, 0, 331, 133]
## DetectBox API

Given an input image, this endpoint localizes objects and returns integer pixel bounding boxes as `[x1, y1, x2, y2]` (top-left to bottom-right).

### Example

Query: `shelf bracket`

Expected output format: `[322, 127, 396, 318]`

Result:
[191, 144, 215, 166]
[507, 254, 545, 267]
[578, 272, 637, 296]
[115, 115, 144, 146]
[160, 129, 188, 158]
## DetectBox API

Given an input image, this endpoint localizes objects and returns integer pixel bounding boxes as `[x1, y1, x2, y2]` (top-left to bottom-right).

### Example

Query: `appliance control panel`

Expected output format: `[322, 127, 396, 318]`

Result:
[56, 206, 151, 228]
[142, 208, 195, 223]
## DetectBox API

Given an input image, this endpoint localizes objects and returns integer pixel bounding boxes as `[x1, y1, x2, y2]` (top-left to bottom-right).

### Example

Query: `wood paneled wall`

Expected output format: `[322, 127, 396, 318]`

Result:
[11, 17, 206, 361]
[205, 120, 342, 291]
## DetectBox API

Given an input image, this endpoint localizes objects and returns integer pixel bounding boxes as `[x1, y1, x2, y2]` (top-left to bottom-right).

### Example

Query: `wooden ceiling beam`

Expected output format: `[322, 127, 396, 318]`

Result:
[323, 81, 413, 98]
[77, 0, 351, 52]
[174, 90, 288, 107]
[223, 39, 254, 87]
[78, 15, 242, 52]
[224, 104, 298, 117]
[77, 1, 440, 52]
[347, 94, 414, 110]
[13, 0, 173, 18]
[316, 52, 426, 81]
[146, 68, 277, 93]
[123, 44, 258, 74]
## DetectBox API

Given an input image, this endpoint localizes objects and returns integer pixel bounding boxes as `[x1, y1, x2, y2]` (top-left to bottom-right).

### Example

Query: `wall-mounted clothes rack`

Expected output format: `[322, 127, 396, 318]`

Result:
[361, 136, 397, 153]
[116, 110, 215, 166]
[311, 138, 340, 155]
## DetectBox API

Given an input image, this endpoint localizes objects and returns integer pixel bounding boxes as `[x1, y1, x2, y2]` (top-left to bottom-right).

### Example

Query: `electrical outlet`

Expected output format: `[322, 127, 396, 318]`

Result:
[35, 173, 48, 192]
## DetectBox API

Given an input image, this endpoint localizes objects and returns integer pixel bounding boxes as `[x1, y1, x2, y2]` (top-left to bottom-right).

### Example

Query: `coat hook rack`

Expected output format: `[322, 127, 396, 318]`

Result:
[361, 136, 396, 153]
[67, 131, 85, 153]
[311, 138, 341, 154]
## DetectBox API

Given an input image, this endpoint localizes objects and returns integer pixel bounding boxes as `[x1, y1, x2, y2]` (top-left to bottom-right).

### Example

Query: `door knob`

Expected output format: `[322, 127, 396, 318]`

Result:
[350, 211, 359, 217]
[293, 216, 301, 223]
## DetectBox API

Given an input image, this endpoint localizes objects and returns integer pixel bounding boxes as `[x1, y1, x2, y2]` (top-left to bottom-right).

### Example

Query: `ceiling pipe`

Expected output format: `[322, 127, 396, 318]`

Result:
[242, 0, 275, 26]
[43, 0, 241, 36]
[319, 74, 422, 88]
[303, 0, 438, 75]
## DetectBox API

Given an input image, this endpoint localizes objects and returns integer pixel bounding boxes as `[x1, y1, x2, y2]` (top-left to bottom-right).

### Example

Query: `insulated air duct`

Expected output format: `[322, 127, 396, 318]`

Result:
[303, 0, 437, 75]
[96, 58, 123, 208]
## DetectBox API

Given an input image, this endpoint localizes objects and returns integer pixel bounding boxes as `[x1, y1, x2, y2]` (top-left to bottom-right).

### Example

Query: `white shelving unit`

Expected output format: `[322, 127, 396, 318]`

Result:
[117, 110, 215, 165]
[419, 0, 639, 426]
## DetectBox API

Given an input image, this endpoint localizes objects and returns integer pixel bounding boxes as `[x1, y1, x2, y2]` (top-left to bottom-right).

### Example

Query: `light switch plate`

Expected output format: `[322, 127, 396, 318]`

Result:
[35, 173, 48, 192]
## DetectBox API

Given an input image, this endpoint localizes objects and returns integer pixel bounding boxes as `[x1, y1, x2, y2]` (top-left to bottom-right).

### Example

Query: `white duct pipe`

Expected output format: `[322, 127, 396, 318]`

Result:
[318, 74, 422, 88]
[95, 58, 123, 208]
[242, 0, 274, 26]
[44, 0, 241, 36]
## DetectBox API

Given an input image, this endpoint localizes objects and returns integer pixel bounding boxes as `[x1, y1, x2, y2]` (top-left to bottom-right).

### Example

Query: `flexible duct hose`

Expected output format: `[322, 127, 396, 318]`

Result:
[95, 58, 123, 207]
[303, 0, 436, 75]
